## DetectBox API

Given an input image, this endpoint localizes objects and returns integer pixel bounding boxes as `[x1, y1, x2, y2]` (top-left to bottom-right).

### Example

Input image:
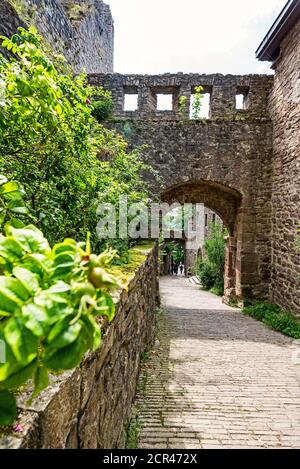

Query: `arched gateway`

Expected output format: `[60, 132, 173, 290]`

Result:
[89, 73, 274, 304]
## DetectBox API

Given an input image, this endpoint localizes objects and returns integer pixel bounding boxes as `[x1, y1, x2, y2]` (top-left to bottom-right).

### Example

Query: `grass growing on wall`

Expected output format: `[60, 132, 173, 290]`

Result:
[243, 302, 300, 339]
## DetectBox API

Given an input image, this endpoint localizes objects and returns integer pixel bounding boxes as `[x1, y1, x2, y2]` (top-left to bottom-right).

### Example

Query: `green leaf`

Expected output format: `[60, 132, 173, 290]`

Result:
[4, 317, 38, 364]
[10, 206, 29, 215]
[34, 290, 71, 325]
[52, 240, 78, 256]
[33, 365, 49, 396]
[0, 181, 19, 194]
[44, 335, 87, 372]
[0, 236, 24, 262]
[7, 226, 50, 254]
[47, 281, 70, 294]
[45, 315, 82, 354]
[8, 217, 26, 229]
[81, 314, 101, 351]
[13, 266, 40, 296]
[96, 291, 115, 322]
[21, 253, 52, 278]
[0, 359, 37, 390]
[0, 390, 17, 426]
[22, 303, 48, 337]
[0, 276, 30, 302]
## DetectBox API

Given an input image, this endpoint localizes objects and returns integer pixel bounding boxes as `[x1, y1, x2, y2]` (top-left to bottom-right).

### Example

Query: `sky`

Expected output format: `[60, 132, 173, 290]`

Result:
[105, 0, 286, 75]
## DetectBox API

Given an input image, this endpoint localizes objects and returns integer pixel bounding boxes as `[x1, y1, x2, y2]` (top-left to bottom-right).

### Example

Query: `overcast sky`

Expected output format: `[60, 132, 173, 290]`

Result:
[105, 0, 286, 75]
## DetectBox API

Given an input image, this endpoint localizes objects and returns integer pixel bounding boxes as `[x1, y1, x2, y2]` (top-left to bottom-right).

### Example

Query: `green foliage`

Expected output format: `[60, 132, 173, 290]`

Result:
[64, 3, 91, 22]
[126, 414, 140, 449]
[0, 176, 29, 228]
[197, 261, 217, 290]
[91, 97, 114, 123]
[197, 222, 226, 295]
[161, 241, 184, 264]
[243, 302, 300, 339]
[0, 27, 148, 254]
[191, 85, 204, 120]
[0, 184, 120, 425]
[179, 95, 187, 120]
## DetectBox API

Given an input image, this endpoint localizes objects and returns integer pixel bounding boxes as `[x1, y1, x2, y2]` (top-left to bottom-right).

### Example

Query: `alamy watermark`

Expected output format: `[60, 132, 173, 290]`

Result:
[96, 196, 205, 249]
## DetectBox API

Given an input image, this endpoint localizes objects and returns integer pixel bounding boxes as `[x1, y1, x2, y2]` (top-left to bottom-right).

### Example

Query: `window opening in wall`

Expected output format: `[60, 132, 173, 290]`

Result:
[212, 214, 216, 223]
[124, 94, 138, 111]
[156, 94, 173, 111]
[205, 214, 208, 227]
[235, 94, 245, 110]
[190, 92, 210, 119]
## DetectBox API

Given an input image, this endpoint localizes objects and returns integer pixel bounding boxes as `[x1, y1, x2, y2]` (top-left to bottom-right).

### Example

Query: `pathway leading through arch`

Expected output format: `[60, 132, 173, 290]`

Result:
[134, 277, 300, 449]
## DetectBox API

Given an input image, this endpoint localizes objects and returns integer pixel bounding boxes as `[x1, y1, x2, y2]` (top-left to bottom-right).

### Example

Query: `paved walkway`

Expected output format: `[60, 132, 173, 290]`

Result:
[135, 276, 300, 449]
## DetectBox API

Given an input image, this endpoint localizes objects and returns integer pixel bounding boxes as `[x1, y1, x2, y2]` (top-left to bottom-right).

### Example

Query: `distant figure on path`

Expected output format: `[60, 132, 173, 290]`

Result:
[179, 263, 184, 276]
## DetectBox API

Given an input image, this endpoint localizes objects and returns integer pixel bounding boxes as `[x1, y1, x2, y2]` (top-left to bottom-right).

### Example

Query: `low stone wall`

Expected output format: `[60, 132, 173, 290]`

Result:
[0, 244, 159, 449]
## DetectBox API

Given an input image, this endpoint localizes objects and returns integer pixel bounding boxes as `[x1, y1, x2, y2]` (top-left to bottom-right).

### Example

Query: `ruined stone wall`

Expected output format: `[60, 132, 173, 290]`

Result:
[204, 208, 223, 240]
[269, 19, 300, 314]
[0, 0, 114, 73]
[89, 73, 274, 301]
[0, 245, 159, 449]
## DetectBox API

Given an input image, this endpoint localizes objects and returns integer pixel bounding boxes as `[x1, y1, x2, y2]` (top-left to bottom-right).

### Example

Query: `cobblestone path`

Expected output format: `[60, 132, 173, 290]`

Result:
[134, 276, 300, 449]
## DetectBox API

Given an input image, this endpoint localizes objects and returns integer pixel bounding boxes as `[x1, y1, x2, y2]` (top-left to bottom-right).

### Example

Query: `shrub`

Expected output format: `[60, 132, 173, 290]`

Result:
[196, 222, 226, 295]
[197, 261, 217, 290]
[0, 27, 148, 255]
[91, 97, 114, 123]
[0, 175, 120, 426]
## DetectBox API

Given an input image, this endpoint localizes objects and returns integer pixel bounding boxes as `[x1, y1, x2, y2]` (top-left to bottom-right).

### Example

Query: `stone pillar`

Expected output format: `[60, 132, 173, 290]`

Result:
[235, 206, 259, 301]
[210, 84, 236, 118]
[139, 84, 156, 116]
[178, 84, 191, 119]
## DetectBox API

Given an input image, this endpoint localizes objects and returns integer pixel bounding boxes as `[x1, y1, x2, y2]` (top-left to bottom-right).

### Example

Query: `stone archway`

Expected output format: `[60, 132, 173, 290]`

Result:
[160, 180, 244, 303]
[91, 72, 273, 304]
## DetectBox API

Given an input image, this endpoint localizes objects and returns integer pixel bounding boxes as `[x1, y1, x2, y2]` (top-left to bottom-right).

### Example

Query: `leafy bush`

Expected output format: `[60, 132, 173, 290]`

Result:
[197, 261, 217, 290]
[91, 97, 114, 123]
[0, 27, 148, 254]
[196, 222, 226, 295]
[243, 302, 300, 339]
[0, 176, 29, 227]
[0, 176, 120, 426]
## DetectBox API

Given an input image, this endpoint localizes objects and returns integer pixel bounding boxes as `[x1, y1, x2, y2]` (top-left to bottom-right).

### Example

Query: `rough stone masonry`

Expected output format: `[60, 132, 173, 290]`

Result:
[0, 0, 114, 73]
[268, 18, 300, 314]
[0, 245, 159, 449]
[1, 1, 299, 313]
[89, 72, 275, 306]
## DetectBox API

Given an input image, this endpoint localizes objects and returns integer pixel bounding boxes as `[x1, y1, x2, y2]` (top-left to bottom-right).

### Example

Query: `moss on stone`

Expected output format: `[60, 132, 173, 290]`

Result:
[112, 242, 155, 286]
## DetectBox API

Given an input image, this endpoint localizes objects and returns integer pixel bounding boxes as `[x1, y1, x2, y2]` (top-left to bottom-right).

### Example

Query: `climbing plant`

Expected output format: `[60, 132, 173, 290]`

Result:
[191, 85, 204, 119]
[0, 175, 120, 426]
[179, 95, 187, 120]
